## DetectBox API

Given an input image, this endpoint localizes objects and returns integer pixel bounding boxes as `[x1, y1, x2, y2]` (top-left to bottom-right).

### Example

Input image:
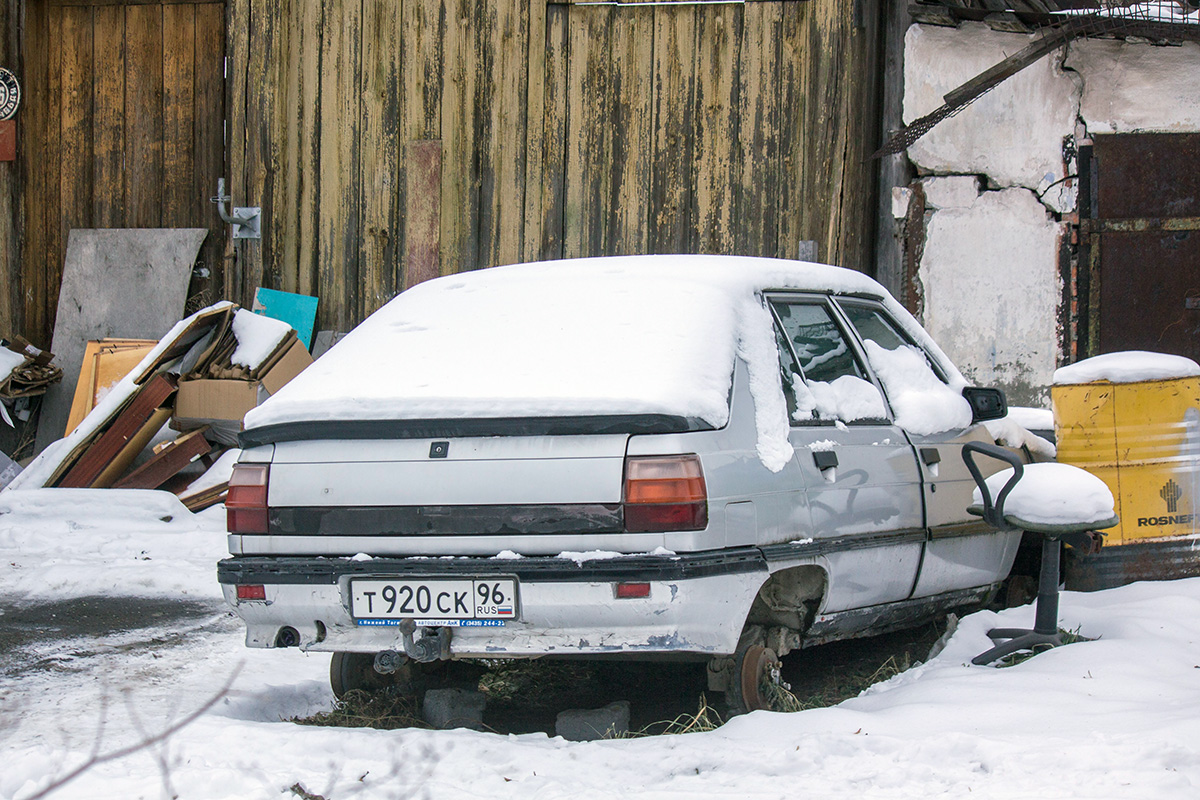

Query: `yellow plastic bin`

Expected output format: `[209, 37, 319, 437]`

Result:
[1052, 351, 1200, 589]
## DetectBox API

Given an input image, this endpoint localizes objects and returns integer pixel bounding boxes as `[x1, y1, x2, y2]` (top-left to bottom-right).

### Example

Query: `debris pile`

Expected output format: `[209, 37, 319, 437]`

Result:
[0, 337, 62, 399]
[9, 302, 311, 510]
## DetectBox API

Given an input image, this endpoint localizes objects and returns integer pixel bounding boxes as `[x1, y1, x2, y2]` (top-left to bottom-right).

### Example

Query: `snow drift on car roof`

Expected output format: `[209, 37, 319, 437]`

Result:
[242, 256, 957, 470]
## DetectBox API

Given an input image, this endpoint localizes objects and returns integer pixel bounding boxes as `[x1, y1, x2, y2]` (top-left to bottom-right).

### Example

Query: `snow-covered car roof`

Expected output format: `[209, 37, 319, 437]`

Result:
[242, 255, 960, 443]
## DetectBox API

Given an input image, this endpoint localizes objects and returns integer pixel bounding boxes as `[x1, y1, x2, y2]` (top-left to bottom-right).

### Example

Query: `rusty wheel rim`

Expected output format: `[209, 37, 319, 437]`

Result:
[739, 645, 778, 712]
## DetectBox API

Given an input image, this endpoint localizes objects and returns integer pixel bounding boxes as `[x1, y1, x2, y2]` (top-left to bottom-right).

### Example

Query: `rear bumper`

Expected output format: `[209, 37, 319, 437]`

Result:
[218, 550, 768, 657]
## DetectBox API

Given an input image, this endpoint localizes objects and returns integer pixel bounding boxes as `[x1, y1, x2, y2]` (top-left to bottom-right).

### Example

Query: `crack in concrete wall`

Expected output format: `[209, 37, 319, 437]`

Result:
[901, 22, 1200, 406]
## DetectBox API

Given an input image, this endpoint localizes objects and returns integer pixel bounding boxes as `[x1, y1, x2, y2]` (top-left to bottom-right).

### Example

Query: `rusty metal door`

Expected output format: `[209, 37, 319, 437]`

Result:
[21, 0, 227, 347]
[1080, 133, 1200, 359]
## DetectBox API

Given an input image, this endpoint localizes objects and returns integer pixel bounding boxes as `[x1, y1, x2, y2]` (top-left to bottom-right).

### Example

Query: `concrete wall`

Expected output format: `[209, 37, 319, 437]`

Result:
[901, 21, 1200, 406]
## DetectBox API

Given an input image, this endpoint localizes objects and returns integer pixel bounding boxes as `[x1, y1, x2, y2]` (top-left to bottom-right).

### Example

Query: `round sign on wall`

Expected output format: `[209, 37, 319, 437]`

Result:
[0, 68, 19, 120]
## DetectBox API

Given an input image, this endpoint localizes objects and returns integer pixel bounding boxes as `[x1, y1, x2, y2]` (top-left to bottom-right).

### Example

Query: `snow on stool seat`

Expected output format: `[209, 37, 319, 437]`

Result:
[962, 443, 1118, 666]
[968, 461, 1119, 535]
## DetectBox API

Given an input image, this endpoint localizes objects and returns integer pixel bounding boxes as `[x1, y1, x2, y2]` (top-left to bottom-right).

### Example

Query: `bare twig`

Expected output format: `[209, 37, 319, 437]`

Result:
[123, 684, 179, 800]
[22, 664, 242, 800]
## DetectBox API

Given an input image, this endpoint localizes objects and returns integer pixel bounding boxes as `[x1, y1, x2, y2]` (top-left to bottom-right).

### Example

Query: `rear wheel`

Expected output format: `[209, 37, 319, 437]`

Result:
[329, 652, 486, 700]
[725, 645, 782, 715]
[330, 651, 393, 699]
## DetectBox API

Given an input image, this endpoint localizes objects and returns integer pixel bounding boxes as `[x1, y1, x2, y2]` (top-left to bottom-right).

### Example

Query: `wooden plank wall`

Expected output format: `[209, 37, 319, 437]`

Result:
[17, 0, 226, 348]
[227, 0, 884, 334]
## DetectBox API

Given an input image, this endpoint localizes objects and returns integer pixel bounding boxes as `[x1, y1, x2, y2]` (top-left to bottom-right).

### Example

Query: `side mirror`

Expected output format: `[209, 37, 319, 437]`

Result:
[962, 386, 1007, 423]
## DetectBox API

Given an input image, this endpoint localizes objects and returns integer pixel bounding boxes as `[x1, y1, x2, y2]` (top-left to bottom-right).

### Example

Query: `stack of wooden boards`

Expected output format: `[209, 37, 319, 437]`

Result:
[43, 303, 312, 510]
[0, 337, 63, 399]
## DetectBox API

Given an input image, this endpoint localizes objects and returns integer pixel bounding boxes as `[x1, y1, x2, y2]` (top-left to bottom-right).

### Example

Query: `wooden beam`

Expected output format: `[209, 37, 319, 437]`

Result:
[113, 427, 212, 490]
[57, 373, 179, 488]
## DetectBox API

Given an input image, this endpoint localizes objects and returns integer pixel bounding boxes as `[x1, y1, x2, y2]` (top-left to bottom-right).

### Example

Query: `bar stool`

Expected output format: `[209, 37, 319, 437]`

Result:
[962, 442, 1116, 666]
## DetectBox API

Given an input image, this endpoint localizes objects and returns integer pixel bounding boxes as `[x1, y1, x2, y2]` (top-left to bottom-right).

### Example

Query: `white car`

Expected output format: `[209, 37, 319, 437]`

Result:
[218, 255, 1012, 712]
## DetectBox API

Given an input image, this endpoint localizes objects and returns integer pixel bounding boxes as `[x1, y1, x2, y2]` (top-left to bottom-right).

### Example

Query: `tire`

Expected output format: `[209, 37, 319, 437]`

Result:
[725, 645, 780, 716]
[329, 651, 395, 699]
[329, 652, 485, 700]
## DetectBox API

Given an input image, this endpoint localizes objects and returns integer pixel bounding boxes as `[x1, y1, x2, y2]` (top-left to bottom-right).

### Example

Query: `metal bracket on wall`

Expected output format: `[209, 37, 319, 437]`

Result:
[211, 178, 262, 240]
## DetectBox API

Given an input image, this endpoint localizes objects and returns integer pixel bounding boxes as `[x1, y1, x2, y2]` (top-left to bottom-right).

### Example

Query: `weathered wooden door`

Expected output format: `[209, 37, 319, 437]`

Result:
[224, 0, 882, 335]
[535, 0, 880, 265]
[1081, 133, 1200, 360]
[22, 0, 226, 346]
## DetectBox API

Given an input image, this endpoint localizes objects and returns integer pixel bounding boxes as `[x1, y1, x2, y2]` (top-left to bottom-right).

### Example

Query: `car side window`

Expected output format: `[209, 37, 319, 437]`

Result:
[838, 302, 948, 383]
[839, 304, 911, 353]
[837, 301, 974, 434]
[771, 300, 886, 424]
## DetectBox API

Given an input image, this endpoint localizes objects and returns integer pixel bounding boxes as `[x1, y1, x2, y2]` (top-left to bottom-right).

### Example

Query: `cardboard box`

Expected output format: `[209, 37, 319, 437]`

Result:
[258, 336, 313, 393]
[175, 379, 261, 423]
[172, 336, 313, 444]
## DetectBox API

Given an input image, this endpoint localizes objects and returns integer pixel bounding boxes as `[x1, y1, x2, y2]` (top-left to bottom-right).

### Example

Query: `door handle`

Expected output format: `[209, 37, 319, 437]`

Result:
[813, 451, 838, 471]
[920, 448, 941, 466]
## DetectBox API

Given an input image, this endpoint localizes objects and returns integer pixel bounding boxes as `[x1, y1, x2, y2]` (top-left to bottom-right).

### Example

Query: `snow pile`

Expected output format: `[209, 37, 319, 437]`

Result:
[2, 490, 1200, 798]
[983, 416, 1057, 460]
[796, 374, 886, 423]
[0, 488, 226, 599]
[973, 462, 1116, 528]
[735, 296, 795, 472]
[1006, 406, 1053, 432]
[230, 309, 293, 371]
[865, 340, 972, 434]
[243, 256, 964, 472]
[1054, 351, 1200, 385]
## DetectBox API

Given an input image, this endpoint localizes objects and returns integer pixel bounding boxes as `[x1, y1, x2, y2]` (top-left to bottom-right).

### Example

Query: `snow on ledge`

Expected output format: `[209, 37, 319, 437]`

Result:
[1054, 351, 1200, 385]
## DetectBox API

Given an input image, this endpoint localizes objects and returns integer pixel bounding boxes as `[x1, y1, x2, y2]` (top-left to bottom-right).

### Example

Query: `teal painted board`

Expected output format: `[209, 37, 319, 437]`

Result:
[252, 288, 319, 350]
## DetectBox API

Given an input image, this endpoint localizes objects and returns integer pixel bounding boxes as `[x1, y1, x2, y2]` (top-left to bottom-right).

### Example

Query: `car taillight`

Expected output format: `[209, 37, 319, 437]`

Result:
[227, 463, 269, 534]
[623, 455, 707, 533]
[236, 584, 267, 601]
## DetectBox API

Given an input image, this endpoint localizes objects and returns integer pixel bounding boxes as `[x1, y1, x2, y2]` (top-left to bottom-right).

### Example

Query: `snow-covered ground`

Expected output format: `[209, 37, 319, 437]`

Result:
[2, 489, 1199, 799]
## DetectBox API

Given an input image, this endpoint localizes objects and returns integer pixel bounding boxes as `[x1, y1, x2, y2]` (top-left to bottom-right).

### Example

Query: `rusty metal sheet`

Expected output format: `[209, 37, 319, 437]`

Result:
[1090, 133, 1200, 360]
[1098, 229, 1200, 357]
[1093, 132, 1200, 219]
[1064, 536, 1200, 592]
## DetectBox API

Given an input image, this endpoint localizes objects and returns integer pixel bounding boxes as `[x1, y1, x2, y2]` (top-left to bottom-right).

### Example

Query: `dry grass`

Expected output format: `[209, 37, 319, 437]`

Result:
[291, 689, 427, 730]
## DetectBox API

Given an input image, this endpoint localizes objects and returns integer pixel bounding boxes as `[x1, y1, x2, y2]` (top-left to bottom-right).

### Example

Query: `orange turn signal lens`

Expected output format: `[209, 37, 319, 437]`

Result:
[623, 455, 708, 533]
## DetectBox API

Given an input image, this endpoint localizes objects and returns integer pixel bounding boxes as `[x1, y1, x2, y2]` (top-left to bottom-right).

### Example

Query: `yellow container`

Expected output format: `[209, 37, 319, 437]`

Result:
[1053, 376, 1200, 544]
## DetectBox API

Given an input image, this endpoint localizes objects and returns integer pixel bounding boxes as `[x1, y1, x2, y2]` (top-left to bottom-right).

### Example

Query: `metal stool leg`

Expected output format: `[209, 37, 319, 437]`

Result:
[971, 534, 1064, 666]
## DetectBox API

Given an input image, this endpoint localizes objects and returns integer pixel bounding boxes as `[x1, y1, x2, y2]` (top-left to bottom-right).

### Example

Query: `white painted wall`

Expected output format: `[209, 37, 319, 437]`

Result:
[920, 183, 1062, 405]
[904, 23, 1079, 197]
[1069, 39, 1200, 133]
[902, 21, 1200, 405]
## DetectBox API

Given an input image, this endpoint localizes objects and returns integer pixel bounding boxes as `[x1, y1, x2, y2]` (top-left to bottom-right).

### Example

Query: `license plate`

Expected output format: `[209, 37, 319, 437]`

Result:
[350, 578, 518, 624]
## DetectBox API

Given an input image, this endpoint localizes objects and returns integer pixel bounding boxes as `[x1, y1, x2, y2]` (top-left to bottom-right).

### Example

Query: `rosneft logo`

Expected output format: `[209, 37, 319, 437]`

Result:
[1161, 479, 1181, 513]
[1139, 479, 1192, 527]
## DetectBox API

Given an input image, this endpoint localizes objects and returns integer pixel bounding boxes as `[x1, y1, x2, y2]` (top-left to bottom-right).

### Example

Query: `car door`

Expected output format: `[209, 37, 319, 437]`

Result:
[834, 299, 1021, 598]
[768, 294, 925, 613]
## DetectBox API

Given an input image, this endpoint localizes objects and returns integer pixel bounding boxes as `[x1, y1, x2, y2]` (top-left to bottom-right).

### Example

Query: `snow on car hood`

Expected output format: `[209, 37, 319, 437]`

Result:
[244, 256, 962, 471]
